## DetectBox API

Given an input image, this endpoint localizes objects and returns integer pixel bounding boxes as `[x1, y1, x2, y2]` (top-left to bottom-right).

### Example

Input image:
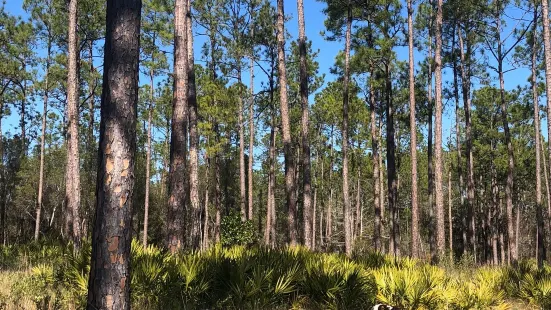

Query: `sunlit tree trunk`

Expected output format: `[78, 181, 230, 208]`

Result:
[407, 0, 419, 258]
[86, 0, 141, 306]
[248, 56, 255, 222]
[66, 0, 81, 249]
[342, 5, 352, 256]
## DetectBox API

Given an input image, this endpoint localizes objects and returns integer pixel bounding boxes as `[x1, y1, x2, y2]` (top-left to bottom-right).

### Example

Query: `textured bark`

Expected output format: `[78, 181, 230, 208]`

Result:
[167, 0, 188, 253]
[532, 6, 545, 268]
[342, 6, 352, 256]
[35, 40, 51, 242]
[276, 0, 297, 246]
[370, 68, 381, 252]
[326, 126, 334, 246]
[66, 0, 82, 249]
[434, 0, 445, 260]
[265, 123, 277, 246]
[187, 0, 200, 249]
[248, 55, 255, 222]
[202, 149, 210, 251]
[492, 164, 499, 265]
[86, 0, 141, 307]
[458, 27, 475, 256]
[385, 64, 399, 256]
[143, 70, 153, 248]
[379, 122, 385, 253]
[214, 145, 221, 243]
[541, 140, 551, 238]
[407, 0, 419, 258]
[297, 0, 312, 249]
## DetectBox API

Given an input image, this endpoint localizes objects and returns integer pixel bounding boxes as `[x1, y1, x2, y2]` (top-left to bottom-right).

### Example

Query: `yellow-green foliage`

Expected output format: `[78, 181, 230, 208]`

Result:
[1, 240, 551, 309]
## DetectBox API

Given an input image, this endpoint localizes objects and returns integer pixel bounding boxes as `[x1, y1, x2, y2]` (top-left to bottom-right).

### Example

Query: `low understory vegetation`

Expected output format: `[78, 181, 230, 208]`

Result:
[0, 241, 546, 309]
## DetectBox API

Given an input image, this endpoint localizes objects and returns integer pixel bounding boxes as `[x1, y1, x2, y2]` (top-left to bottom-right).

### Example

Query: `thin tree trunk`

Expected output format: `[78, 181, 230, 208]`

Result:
[532, 5, 546, 267]
[35, 40, 51, 242]
[342, 5, 352, 256]
[167, 0, 188, 253]
[248, 55, 255, 222]
[496, 9, 517, 263]
[458, 27, 475, 257]
[187, 0, 200, 249]
[434, 0, 445, 260]
[297, 0, 312, 249]
[379, 121, 386, 253]
[143, 69, 154, 248]
[541, 139, 551, 241]
[203, 149, 210, 250]
[370, 67, 381, 252]
[86, 0, 141, 306]
[265, 123, 276, 246]
[542, 0, 551, 234]
[238, 64, 246, 220]
[448, 167, 453, 261]
[407, 0, 419, 258]
[326, 126, 334, 246]
[427, 34, 435, 260]
[276, 0, 297, 246]
[66, 0, 81, 249]
[492, 165, 499, 265]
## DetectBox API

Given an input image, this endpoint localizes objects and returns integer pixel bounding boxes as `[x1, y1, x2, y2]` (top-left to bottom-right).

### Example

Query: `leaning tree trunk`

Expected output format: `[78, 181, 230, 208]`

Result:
[86, 0, 141, 307]
[66, 0, 81, 249]
[35, 40, 51, 242]
[407, 0, 419, 258]
[276, 0, 297, 246]
[342, 5, 353, 256]
[187, 0, 200, 249]
[167, 0, 188, 253]
[434, 0, 446, 260]
[297, 0, 312, 249]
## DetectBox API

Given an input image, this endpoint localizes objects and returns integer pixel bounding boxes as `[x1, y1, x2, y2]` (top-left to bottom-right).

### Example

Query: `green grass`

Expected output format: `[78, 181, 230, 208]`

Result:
[1, 241, 551, 309]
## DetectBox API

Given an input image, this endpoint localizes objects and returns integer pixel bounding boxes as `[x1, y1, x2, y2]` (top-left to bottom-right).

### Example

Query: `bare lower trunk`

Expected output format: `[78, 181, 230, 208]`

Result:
[342, 6, 352, 256]
[434, 0, 445, 260]
[297, 0, 312, 249]
[35, 41, 51, 242]
[532, 6, 546, 267]
[248, 56, 255, 222]
[238, 66, 246, 220]
[407, 0, 419, 258]
[86, 0, 141, 306]
[143, 70, 154, 248]
[66, 0, 81, 249]
[326, 126, 334, 247]
[370, 68, 381, 252]
[276, 0, 297, 246]
[167, 0, 188, 253]
[542, 0, 551, 242]
[187, 0, 200, 249]
[448, 168, 453, 261]
[203, 150, 210, 250]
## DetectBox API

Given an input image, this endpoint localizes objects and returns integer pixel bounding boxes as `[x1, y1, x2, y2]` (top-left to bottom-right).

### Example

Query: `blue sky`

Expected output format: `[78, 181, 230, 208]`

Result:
[3, 0, 539, 149]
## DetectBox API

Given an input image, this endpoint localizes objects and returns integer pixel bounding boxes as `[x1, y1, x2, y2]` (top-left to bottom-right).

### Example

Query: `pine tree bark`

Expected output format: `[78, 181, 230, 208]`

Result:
[342, 5, 352, 256]
[187, 0, 200, 249]
[434, 0, 445, 260]
[66, 0, 81, 249]
[532, 4, 545, 268]
[427, 31, 435, 260]
[407, 0, 419, 258]
[276, 0, 297, 246]
[167, 0, 189, 253]
[448, 167, 453, 261]
[35, 40, 51, 242]
[202, 148, 210, 250]
[297, 0, 312, 249]
[86, 0, 141, 307]
[238, 66, 246, 220]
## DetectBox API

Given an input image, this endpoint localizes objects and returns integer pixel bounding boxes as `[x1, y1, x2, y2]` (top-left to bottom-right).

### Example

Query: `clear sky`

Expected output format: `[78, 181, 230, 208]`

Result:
[3, 0, 539, 149]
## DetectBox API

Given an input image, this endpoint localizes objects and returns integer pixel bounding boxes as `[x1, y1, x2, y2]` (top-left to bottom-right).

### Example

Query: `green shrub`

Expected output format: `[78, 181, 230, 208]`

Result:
[220, 211, 257, 246]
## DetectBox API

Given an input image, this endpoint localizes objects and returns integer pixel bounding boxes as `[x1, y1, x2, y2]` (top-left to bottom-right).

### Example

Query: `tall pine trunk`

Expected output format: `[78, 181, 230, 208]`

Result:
[86, 0, 141, 306]
[297, 0, 312, 249]
[187, 0, 200, 249]
[342, 5, 352, 256]
[434, 0, 446, 259]
[143, 69, 153, 248]
[407, 0, 419, 257]
[542, 0, 551, 233]
[370, 67, 381, 252]
[35, 40, 51, 241]
[167, 0, 189, 253]
[532, 4, 546, 268]
[66, 0, 81, 249]
[248, 55, 255, 222]
[276, 0, 297, 246]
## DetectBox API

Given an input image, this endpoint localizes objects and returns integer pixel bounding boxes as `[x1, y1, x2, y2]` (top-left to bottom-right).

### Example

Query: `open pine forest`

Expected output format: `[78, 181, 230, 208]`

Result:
[3, 0, 551, 308]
